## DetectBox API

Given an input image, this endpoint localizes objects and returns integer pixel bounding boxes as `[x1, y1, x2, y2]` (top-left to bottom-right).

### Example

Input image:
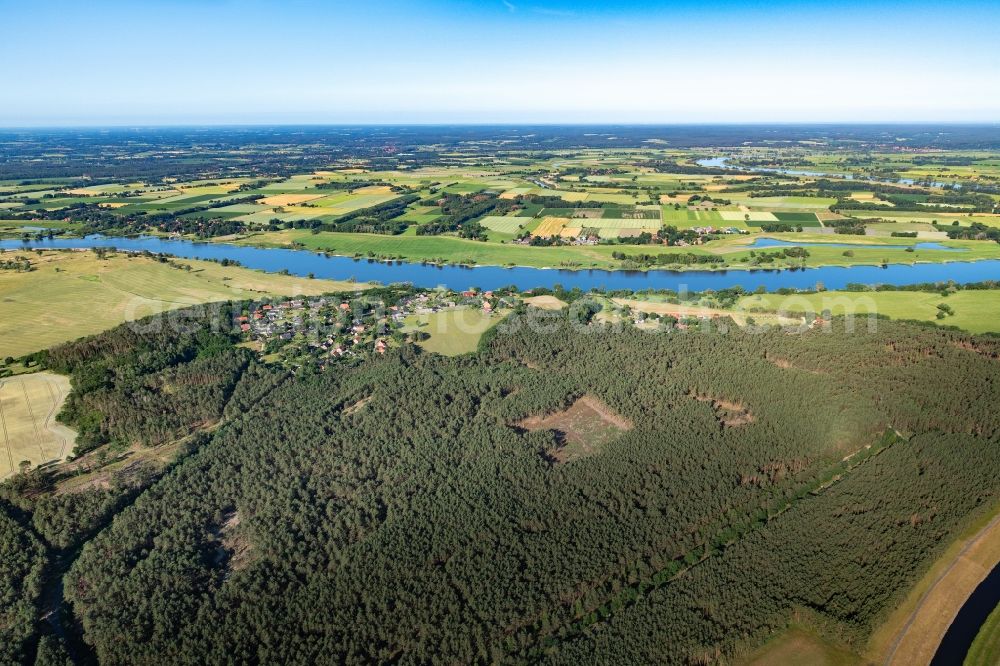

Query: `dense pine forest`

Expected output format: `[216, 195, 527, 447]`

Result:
[2, 304, 1000, 664]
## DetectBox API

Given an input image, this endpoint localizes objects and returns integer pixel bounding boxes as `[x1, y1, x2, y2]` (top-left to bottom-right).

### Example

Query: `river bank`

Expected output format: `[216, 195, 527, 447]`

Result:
[6, 235, 1000, 293]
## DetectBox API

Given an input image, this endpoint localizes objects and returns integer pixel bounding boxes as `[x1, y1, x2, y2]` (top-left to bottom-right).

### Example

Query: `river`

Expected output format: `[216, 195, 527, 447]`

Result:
[3, 235, 1000, 292]
[931, 560, 1000, 665]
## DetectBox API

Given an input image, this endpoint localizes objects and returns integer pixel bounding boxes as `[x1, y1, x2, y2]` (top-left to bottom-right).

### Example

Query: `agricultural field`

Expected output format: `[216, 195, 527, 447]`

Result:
[478, 215, 529, 234]
[0, 250, 368, 357]
[0, 372, 74, 479]
[522, 294, 567, 310]
[606, 297, 802, 329]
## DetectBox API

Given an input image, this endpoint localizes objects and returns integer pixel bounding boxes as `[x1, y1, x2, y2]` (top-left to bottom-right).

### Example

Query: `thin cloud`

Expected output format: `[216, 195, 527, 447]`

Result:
[532, 6, 576, 17]
[502, 0, 516, 12]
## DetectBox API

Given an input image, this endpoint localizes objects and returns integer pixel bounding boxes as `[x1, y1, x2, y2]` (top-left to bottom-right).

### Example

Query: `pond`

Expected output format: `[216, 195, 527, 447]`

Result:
[748, 238, 964, 251]
[3, 235, 1000, 293]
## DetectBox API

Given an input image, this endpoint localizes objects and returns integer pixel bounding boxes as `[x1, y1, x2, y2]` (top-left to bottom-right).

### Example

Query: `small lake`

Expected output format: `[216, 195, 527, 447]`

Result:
[3, 235, 1000, 292]
[697, 156, 964, 189]
[749, 238, 964, 251]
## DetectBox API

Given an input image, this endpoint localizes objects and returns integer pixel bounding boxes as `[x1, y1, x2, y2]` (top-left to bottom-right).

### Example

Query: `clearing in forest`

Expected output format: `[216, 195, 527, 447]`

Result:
[690, 391, 755, 428]
[209, 510, 253, 574]
[764, 354, 826, 375]
[0, 372, 75, 480]
[517, 394, 632, 463]
[342, 395, 373, 416]
[741, 625, 858, 666]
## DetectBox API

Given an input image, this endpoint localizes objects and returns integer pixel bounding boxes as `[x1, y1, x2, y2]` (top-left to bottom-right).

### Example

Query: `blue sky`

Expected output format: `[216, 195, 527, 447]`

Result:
[2, 0, 999, 125]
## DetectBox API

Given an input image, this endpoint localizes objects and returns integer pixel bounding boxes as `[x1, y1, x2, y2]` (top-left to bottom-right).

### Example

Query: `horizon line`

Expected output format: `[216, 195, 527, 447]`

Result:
[3, 120, 1000, 131]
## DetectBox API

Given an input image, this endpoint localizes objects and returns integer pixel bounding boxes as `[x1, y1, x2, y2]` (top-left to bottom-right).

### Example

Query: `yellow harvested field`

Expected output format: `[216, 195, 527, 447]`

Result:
[179, 180, 243, 191]
[98, 202, 129, 209]
[353, 185, 394, 195]
[0, 372, 75, 479]
[817, 212, 848, 222]
[533, 216, 569, 237]
[523, 295, 567, 310]
[559, 226, 582, 238]
[703, 183, 736, 192]
[173, 185, 236, 197]
[612, 298, 737, 319]
[610, 298, 802, 328]
[65, 184, 145, 196]
[260, 193, 325, 206]
[720, 211, 779, 223]
[500, 187, 533, 199]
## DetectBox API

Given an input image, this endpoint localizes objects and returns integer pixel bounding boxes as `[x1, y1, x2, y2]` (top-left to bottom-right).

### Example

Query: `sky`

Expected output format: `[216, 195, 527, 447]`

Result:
[1, 0, 999, 126]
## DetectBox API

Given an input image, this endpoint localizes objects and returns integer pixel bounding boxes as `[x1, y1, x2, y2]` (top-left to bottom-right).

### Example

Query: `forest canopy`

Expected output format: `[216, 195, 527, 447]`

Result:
[2, 305, 1000, 664]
